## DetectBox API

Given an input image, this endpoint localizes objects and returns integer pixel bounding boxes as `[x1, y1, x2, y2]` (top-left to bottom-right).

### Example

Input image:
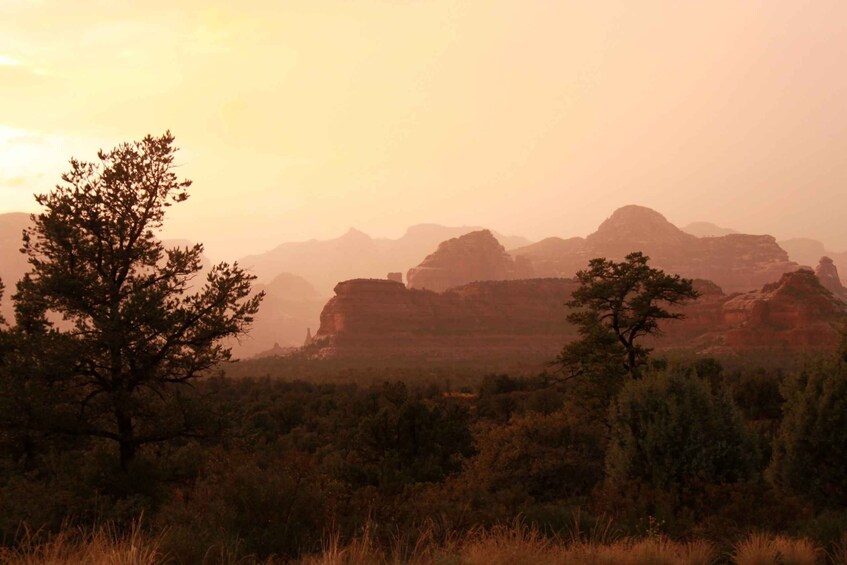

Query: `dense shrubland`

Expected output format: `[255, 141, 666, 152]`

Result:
[2, 357, 847, 563]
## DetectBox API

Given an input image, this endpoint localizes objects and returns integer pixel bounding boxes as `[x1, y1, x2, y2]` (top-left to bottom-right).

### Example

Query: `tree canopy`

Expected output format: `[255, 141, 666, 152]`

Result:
[556, 252, 699, 382]
[9, 132, 263, 469]
[768, 357, 847, 508]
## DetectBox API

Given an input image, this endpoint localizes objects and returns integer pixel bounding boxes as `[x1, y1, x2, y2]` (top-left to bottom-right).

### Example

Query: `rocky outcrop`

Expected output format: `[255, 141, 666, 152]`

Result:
[815, 257, 847, 301]
[238, 224, 531, 294]
[406, 230, 533, 292]
[312, 270, 846, 362]
[720, 269, 846, 349]
[781, 238, 847, 284]
[315, 278, 579, 359]
[511, 205, 798, 294]
[318, 278, 577, 342]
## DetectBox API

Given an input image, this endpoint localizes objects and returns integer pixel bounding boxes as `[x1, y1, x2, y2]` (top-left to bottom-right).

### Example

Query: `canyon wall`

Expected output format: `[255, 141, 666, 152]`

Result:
[312, 269, 846, 362]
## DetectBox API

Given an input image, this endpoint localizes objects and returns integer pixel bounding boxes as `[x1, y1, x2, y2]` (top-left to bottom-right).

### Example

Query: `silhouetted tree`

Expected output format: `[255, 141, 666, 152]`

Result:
[556, 252, 698, 381]
[11, 132, 263, 470]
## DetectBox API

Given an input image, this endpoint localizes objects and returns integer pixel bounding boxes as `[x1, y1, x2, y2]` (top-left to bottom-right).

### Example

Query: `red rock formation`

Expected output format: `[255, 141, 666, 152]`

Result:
[406, 230, 533, 292]
[313, 270, 846, 362]
[815, 256, 847, 301]
[720, 269, 846, 349]
[238, 224, 530, 294]
[511, 205, 798, 294]
[315, 278, 579, 359]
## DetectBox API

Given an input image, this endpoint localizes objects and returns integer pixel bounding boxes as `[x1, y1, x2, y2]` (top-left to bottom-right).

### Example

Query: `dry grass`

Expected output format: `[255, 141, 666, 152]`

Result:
[828, 535, 847, 565]
[298, 521, 719, 565]
[732, 533, 822, 565]
[2, 521, 834, 565]
[0, 519, 164, 565]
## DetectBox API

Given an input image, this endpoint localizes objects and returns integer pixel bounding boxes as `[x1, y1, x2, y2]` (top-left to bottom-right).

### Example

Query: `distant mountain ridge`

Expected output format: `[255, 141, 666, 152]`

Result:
[0, 212, 215, 324]
[230, 272, 328, 358]
[0, 213, 31, 322]
[509, 205, 799, 294]
[238, 224, 532, 294]
[406, 230, 533, 292]
[682, 221, 739, 238]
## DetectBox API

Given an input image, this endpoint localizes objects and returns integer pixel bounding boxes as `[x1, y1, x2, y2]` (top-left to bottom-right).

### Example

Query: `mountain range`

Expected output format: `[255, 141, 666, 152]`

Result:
[3, 206, 847, 358]
[237, 224, 531, 292]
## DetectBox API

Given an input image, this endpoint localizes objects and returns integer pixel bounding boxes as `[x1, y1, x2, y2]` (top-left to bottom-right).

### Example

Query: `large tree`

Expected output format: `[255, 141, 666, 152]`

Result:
[556, 252, 698, 382]
[11, 132, 263, 469]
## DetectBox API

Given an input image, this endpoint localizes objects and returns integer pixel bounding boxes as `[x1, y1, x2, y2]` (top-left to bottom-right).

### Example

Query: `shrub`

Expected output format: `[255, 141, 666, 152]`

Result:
[768, 359, 847, 509]
[606, 368, 757, 492]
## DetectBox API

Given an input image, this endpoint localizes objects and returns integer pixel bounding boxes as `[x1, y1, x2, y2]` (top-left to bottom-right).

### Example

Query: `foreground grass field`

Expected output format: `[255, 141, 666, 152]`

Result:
[3, 522, 845, 565]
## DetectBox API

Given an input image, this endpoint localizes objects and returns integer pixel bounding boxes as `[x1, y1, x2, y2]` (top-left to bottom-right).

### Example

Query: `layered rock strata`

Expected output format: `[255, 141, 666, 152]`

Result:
[314, 270, 846, 361]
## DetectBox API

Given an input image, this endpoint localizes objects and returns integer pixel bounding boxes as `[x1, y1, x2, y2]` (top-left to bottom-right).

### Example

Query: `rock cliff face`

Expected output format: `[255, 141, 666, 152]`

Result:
[720, 269, 846, 349]
[814, 257, 847, 301]
[406, 230, 533, 292]
[313, 269, 846, 361]
[315, 278, 579, 359]
[510, 205, 798, 294]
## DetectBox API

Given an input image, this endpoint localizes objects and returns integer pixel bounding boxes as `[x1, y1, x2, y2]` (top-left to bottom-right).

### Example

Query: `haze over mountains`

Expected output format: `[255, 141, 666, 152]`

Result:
[511, 206, 800, 294]
[238, 224, 531, 292]
[3, 205, 847, 358]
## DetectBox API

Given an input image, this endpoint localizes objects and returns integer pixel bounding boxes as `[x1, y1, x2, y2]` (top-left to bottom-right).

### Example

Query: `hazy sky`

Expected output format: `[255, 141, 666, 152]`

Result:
[2, 1, 846, 261]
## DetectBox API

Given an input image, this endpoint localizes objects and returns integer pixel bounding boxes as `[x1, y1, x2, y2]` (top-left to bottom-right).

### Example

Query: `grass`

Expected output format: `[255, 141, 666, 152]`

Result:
[2, 521, 837, 565]
[0, 518, 164, 565]
[732, 533, 822, 565]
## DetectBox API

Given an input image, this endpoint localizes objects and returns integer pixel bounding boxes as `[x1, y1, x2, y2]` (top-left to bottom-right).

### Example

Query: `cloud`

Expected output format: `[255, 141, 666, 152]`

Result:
[1, 176, 32, 188]
[0, 125, 47, 147]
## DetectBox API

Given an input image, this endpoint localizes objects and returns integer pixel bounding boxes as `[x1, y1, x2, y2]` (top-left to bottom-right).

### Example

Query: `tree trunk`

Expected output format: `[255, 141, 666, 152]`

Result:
[116, 408, 135, 471]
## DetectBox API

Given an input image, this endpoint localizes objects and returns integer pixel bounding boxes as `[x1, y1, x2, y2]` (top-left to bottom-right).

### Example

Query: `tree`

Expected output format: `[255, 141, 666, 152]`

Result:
[10, 132, 263, 470]
[556, 252, 698, 381]
[768, 357, 847, 508]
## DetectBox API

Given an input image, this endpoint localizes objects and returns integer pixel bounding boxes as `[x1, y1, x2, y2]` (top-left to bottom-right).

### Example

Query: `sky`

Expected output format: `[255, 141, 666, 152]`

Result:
[1, 0, 846, 261]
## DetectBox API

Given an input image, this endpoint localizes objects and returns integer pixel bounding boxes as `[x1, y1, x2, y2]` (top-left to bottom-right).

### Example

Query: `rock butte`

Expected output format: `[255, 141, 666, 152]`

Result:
[814, 256, 847, 301]
[312, 269, 847, 362]
[406, 229, 532, 292]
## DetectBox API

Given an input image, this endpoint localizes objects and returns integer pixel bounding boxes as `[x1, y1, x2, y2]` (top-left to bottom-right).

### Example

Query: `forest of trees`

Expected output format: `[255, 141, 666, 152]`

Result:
[1, 135, 846, 563]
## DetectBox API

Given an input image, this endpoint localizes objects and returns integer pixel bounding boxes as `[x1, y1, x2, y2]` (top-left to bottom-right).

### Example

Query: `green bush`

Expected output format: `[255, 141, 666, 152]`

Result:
[768, 359, 847, 509]
[606, 368, 757, 491]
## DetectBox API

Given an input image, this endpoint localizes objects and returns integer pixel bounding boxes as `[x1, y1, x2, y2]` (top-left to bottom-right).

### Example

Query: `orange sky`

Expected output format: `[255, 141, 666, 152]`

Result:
[2, 1, 846, 261]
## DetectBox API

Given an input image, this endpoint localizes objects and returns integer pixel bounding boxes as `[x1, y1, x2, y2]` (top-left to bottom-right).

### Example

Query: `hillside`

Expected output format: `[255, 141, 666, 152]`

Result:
[238, 224, 532, 293]
[406, 230, 533, 292]
[510, 205, 799, 294]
